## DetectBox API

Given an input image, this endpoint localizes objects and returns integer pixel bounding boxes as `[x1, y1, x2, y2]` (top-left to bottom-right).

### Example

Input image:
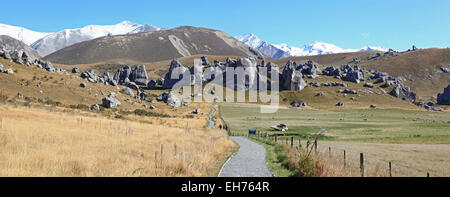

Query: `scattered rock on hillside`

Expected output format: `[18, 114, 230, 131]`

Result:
[123, 81, 139, 90]
[364, 83, 374, 88]
[157, 92, 182, 107]
[370, 104, 377, 108]
[72, 67, 80, 73]
[80, 83, 87, 88]
[0, 63, 3, 72]
[148, 80, 157, 89]
[102, 93, 121, 108]
[91, 104, 100, 111]
[123, 87, 135, 97]
[389, 85, 416, 102]
[336, 101, 344, 106]
[441, 67, 449, 73]
[4, 68, 13, 74]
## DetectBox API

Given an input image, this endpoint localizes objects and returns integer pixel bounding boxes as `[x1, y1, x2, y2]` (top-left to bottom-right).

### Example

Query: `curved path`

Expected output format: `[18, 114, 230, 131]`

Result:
[218, 136, 273, 177]
[206, 104, 216, 128]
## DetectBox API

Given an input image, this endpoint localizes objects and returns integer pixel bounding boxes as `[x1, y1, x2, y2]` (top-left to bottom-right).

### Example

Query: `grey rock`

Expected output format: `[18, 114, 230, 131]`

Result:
[113, 65, 132, 84]
[370, 104, 377, 108]
[123, 87, 135, 97]
[123, 81, 139, 90]
[17, 92, 23, 98]
[72, 67, 80, 73]
[0, 63, 3, 72]
[91, 104, 100, 111]
[390, 85, 416, 102]
[157, 92, 181, 107]
[148, 80, 158, 89]
[364, 83, 374, 88]
[130, 65, 148, 85]
[336, 101, 344, 106]
[441, 67, 449, 73]
[80, 83, 87, 88]
[102, 94, 121, 108]
[281, 61, 306, 91]
[163, 59, 189, 89]
[4, 68, 13, 74]
[201, 56, 209, 65]
[437, 85, 450, 105]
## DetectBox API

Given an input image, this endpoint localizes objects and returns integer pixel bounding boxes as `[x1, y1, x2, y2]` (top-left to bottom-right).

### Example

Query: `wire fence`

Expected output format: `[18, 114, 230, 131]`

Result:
[249, 132, 445, 177]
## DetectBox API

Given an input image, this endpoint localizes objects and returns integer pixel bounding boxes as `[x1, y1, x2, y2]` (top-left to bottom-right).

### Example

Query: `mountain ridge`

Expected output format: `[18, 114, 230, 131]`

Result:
[236, 33, 388, 59]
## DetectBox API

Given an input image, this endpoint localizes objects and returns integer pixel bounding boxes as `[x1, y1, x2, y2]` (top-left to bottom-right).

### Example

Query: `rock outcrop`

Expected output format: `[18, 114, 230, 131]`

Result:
[437, 85, 450, 105]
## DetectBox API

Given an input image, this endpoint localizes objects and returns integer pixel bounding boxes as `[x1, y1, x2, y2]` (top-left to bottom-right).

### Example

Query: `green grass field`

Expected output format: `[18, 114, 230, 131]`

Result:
[220, 104, 450, 176]
[220, 104, 450, 144]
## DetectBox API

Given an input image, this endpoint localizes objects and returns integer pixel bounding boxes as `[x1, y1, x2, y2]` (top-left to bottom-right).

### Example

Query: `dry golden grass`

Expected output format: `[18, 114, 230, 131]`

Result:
[0, 104, 235, 177]
[273, 139, 450, 177]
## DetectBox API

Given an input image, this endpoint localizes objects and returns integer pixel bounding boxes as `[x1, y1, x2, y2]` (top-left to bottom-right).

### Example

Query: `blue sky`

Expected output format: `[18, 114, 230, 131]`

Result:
[1, 0, 449, 50]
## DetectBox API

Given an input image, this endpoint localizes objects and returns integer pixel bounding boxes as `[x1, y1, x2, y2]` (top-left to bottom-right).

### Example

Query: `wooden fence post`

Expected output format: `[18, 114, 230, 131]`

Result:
[306, 140, 310, 150]
[389, 162, 392, 177]
[427, 172, 430, 177]
[328, 147, 331, 159]
[290, 136, 294, 148]
[275, 135, 278, 143]
[160, 144, 164, 168]
[174, 143, 177, 157]
[298, 139, 301, 149]
[285, 137, 288, 145]
[344, 150, 346, 169]
[360, 153, 365, 177]
[314, 140, 317, 153]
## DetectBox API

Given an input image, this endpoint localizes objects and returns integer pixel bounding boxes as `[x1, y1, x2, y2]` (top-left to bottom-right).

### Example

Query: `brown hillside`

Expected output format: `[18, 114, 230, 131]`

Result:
[43, 26, 264, 65]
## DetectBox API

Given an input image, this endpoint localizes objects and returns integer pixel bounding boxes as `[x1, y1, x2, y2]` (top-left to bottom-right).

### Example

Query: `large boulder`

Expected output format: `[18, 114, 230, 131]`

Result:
[390, 85, 416, 102]
[81, 69, 98, 83]
[322, 66, 341, 77]
[299, 60, 321, 77]
[113, 65, 132, 84]
[281, 61, 306, 91]
[129, 65, 148, 85]
[157, 92, 181, 107]
[102, 93, 121, 108]
[437, 85, 450, 105]
[163, 59, 189, 89]
[344, 69, 365, 83]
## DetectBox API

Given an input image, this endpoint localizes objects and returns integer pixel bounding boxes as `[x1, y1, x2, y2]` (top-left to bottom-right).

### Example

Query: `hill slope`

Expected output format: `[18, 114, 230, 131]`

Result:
[271, 49, 450, 101]
[44, 26, 265, 65]
[0, 35, 41, 60]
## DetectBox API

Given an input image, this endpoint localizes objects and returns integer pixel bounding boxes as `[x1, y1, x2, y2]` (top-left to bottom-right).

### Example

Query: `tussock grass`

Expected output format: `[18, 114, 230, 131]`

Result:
[0, 105, 235, 177]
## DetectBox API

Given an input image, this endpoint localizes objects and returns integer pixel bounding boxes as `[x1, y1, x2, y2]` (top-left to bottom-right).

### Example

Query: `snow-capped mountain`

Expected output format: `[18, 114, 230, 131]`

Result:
[128, 24, 164, 34]
[0, 24, 51, 45]
[31, 21, 164, 56]
[236, 34, 388, 59]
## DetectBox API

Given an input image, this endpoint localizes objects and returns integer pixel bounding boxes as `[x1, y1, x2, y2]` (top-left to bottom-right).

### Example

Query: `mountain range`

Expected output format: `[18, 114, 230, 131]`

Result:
[235, 34, 388, 59]
[0, 22, 389, 60]
[0, 21, 163, 56]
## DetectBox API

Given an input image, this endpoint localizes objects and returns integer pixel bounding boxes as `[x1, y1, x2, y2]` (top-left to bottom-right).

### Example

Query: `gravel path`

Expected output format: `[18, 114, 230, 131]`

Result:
[218, 136, 273, 177]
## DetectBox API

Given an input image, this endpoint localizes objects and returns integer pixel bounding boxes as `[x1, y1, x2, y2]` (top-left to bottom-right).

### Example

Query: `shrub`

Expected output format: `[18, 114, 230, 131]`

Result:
[134, 109, 171, 118]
